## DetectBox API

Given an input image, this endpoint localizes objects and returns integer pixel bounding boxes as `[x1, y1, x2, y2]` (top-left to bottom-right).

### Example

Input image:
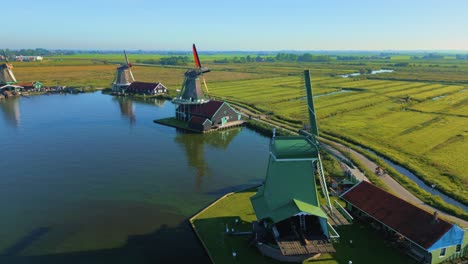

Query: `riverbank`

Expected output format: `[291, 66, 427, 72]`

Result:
[190, 188, 413, 264]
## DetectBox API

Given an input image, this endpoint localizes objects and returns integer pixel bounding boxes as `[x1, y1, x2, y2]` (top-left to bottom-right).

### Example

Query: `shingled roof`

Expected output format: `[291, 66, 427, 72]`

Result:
[185, 100, 224, 119]
[341, 181, 453, 249]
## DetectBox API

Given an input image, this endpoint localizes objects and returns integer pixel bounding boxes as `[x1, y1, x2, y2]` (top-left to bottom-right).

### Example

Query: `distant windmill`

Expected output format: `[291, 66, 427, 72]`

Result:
[172, 44, 210, 104]
[112, 50, 135, 93]
[0, 50, 17, 85]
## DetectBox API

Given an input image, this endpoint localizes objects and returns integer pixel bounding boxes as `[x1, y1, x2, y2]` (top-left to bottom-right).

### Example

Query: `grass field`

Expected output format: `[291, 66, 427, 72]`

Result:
[9, 53, 468, 207]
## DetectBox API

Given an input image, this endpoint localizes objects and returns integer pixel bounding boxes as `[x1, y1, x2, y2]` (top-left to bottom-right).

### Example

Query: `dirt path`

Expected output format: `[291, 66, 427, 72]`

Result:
[326, 140, 468, 228]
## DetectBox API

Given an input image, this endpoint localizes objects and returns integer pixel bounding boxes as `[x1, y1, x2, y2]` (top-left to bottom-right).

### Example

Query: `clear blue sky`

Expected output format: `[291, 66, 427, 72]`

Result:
[3, 0, 468, 51]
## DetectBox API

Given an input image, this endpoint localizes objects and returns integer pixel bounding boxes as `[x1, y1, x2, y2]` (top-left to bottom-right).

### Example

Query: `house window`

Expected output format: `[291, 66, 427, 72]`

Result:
[439, 248, 446, 257]
[456, 244, 461, 253]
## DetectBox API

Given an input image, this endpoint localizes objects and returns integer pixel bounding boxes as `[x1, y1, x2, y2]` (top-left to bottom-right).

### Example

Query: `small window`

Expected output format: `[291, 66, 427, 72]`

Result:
[439, 248, 446, 257]
[456, 244, 461, 253]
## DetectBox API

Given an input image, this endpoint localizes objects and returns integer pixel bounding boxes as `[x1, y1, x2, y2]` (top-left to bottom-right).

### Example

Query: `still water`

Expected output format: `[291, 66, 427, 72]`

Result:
[0, 93, 269, 263]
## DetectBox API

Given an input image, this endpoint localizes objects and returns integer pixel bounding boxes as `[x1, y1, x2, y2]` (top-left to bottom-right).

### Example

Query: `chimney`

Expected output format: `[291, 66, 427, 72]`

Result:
[433, 211, 439, 223]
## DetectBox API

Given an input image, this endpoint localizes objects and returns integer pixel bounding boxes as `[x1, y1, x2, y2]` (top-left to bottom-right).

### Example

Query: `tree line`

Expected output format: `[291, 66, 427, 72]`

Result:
[135, 56, 189, 66]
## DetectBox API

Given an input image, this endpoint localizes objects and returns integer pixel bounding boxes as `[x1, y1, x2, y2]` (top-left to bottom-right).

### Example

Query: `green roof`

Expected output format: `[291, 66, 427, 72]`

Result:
[251, 150, 325, 223]
[271, 136, 318, 160]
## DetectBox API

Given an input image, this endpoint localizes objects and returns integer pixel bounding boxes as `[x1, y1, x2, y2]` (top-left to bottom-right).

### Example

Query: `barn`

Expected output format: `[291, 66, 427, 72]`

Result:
[125, 82, 167, 95]
[176, 100, 241, 132]
[340, 181, 467, 264]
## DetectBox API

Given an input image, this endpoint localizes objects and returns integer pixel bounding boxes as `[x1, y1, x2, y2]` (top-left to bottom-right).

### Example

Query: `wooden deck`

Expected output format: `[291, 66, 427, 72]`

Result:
[277, 239, 336, 255]
[321, 205, 351, 226]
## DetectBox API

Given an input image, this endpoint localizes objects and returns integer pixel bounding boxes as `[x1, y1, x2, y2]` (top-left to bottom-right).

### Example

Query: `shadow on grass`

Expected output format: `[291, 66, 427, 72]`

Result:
[2, 227, 51, 256]
[192, 216, 283, 264]
[205, 184, 260, 196]
[0, 221, 209, 264]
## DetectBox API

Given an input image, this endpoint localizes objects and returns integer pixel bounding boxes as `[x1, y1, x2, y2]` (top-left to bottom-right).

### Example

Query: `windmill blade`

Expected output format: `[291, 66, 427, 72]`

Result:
[304, 69, 319, 137]
[192, 44, 202, 69]
[2, 49, 9, 63]
[123, 50, 131, 67]
[202, 75, 209, 93]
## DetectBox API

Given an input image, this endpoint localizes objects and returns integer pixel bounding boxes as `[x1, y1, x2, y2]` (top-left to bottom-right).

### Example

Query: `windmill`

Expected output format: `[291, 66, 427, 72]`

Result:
[0, 50, 17, 85]
[112, 50, 135, 93]
[303, 69, 333, 212]
[172, 44, 210, 104]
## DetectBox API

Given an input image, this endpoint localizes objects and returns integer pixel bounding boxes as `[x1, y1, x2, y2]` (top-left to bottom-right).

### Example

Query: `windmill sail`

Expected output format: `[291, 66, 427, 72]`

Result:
[193, 44, 202, 68]
[304, 70, 319, 137]
[304, 69, 332, 212]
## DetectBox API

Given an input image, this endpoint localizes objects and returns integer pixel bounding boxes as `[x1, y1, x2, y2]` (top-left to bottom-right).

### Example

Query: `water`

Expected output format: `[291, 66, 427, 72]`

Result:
[0, 93, 270, 263]
[340, 69, 394, 78]
[314, 89, 353, 98]
[289, 89, 354, 101]
[432, 95, 446, 100]
[361, 148, 468, 211]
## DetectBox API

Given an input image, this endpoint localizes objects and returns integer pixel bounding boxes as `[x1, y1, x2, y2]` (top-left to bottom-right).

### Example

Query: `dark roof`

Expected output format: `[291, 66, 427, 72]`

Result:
[189, 116, 209, 125]
[183, 100, 224, 119]
[341, 181, 453, 249]
[126, 82, 163, 92]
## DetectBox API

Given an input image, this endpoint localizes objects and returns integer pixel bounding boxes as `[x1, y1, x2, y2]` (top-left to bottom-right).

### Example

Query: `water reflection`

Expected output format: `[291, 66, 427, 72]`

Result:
[113, 97, 167, 125]
[0, 97, 20, 127]
[175, 127, 242, 189]
[114, 97, 136, 125]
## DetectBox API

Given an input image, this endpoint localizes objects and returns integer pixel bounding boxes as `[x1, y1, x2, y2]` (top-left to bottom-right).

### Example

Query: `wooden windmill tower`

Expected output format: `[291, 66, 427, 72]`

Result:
[112, 50, 135, 93]
[172, 44, 210, 105]
[0, 50, 17, 86]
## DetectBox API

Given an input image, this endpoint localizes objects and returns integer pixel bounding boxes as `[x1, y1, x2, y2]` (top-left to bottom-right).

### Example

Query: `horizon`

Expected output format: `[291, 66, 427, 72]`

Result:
[3, 48, 468, 54]
[2, 0, 468, 51]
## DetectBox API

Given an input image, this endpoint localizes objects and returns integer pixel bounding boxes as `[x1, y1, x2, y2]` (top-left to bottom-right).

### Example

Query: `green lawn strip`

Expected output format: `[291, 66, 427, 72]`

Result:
[191, 189, 414, 264]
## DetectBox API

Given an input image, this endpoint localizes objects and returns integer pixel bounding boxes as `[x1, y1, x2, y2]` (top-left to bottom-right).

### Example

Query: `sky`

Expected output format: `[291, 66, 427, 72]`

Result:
[3, 0, 468, 51]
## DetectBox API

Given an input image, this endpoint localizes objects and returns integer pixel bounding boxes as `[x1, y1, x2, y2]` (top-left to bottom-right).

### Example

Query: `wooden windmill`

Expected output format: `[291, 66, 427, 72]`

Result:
[112, 50, 135, 93]
[172, 44, 210, 105]
[0, 50, 17, 85]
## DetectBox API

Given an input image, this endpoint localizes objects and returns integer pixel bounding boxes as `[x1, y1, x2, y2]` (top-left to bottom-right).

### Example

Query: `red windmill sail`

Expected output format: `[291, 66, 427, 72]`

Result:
[193, 44, 202, 68]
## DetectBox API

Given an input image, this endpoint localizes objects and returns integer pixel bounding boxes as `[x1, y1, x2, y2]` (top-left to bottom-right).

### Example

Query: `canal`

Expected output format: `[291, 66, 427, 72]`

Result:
[0, 92, 270, 263]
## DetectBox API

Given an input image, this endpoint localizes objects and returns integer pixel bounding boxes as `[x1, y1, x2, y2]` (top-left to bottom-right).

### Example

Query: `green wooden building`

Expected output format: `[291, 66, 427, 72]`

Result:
[250, 135, 336, 262]
[250, 70, 336, 262]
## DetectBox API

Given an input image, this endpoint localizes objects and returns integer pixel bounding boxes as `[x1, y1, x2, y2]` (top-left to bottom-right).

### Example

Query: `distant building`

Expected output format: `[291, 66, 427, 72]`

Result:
[341, 181, 467, 264]
[16, 81, 43, 90]
[15, 56, 43, 62]
[125, 81, 167, 95]
[112, 51, 135, 93]
[176, 100, 241, 132]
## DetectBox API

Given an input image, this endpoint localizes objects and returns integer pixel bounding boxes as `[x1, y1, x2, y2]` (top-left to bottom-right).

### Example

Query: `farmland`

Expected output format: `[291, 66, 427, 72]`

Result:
[9, 53, 468, 207]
